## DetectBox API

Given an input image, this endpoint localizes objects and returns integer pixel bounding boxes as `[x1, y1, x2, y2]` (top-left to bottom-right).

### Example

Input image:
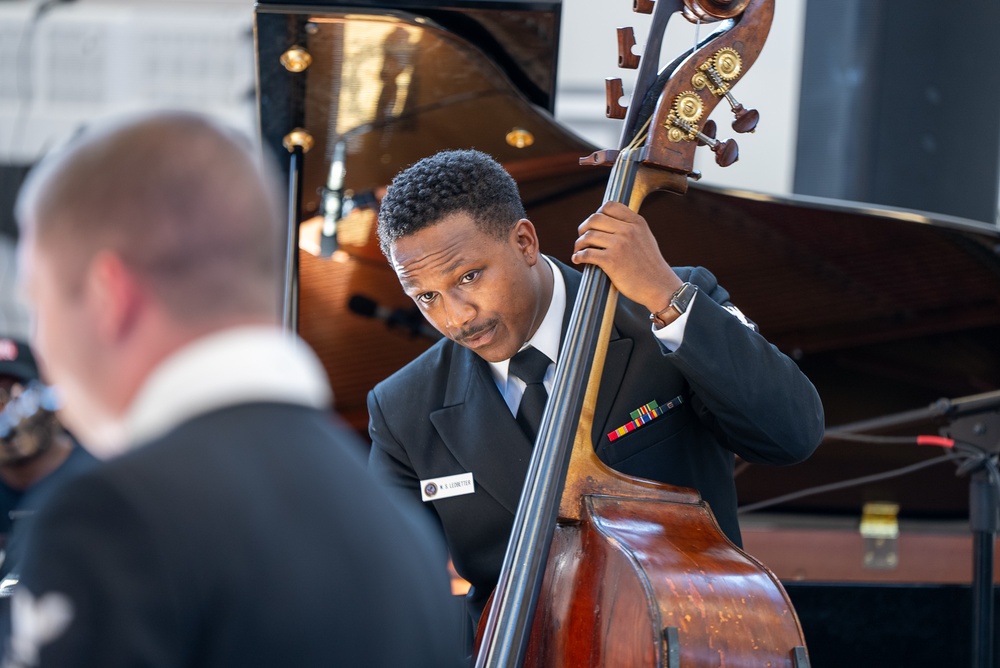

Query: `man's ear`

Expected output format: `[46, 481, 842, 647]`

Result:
[86, 251, 144, 344]
[512, 218, 540, 264]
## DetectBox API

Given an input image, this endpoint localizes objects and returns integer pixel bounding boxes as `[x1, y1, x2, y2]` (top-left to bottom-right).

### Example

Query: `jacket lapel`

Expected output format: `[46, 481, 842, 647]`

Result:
[430, 348, 532, 515]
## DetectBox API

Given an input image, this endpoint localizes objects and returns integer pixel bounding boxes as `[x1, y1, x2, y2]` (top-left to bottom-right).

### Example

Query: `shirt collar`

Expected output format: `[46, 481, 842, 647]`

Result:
[121, 326, 331, 450]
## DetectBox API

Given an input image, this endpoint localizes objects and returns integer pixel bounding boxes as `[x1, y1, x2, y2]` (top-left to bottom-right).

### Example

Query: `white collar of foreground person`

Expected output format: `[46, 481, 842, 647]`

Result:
[89, 326, 331, 457]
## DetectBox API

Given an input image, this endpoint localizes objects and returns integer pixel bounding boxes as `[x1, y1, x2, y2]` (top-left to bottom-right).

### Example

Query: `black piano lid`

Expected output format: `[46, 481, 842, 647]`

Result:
[652, 184, 1000, 518]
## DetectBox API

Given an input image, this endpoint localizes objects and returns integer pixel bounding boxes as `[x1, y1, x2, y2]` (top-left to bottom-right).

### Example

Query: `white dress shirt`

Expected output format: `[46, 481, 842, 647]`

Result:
[489, 256, 693, 416]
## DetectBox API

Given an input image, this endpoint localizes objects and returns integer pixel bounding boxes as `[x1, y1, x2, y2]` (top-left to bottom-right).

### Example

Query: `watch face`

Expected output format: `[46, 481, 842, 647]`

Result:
[672, 282, 697, 313]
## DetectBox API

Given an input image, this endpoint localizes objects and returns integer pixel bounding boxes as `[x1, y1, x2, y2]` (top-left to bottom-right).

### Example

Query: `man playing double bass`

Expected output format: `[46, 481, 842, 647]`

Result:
[368, 149, 824, 625]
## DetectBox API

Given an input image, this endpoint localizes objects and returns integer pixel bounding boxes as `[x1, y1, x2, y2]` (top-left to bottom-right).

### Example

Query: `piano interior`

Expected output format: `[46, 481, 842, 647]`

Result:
[256, 2, 1000, 665]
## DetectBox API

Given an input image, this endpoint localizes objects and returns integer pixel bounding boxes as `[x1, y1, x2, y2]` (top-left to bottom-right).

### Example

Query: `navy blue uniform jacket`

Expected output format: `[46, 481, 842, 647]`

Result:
[11, 403, 463, 667]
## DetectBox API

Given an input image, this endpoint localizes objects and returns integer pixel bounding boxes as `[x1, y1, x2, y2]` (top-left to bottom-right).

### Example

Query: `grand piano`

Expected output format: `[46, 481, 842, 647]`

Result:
[254, 2, 1000, 665]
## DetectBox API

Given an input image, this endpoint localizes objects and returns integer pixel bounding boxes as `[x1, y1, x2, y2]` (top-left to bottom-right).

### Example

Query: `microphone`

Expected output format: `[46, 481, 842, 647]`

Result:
[347, 295, 441, 341]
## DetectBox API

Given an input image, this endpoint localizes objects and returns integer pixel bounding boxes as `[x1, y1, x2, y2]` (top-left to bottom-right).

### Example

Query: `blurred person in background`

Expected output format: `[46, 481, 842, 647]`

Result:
[0, 336, 96, 659]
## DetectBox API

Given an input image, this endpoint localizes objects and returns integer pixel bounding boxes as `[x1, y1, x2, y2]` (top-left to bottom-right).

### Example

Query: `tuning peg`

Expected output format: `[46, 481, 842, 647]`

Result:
[711, 85, 758, 133]
[711, 138, 739, 167]
[694, 53, 761, 134]
[616, 27, 640, 69]
[633, 0, 653, 14]
[605, 78, 627, 119]
[731, 103, 759, 133]
[673, 116, 739, 167]
[712, 79, 759, 133]
[697, 120, 717, 146]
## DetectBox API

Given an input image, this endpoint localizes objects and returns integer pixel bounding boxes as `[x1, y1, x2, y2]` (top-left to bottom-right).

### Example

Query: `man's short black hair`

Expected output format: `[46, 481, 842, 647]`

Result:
[377, 149, 527, 258]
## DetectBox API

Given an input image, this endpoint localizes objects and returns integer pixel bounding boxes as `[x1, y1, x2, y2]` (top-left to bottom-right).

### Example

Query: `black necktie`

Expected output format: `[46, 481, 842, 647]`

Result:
[509, 346, 552, 443]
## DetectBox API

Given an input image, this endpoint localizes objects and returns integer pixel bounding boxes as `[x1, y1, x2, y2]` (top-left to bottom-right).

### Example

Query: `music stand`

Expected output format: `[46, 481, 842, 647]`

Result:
[827, 390, 1000, 668]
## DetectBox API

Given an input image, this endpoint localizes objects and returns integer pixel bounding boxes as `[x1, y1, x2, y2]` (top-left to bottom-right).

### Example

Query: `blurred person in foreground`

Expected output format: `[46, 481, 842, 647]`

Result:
[5, 111, 461, 667]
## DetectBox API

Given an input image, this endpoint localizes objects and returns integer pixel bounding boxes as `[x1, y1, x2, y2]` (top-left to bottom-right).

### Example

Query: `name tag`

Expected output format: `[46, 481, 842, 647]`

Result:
[420, 472, 475, 502]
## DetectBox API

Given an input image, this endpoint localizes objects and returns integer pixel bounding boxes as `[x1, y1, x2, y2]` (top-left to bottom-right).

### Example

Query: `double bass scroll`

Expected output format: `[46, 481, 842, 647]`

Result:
[476, 0, 811, 666]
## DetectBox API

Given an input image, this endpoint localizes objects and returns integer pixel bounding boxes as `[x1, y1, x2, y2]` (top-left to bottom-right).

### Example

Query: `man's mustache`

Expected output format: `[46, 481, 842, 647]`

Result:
[456, 319, 499, 343]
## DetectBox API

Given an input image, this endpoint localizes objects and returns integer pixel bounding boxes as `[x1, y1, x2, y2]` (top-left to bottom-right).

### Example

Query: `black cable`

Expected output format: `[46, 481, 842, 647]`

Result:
[739, 423, 1000, 515]
[823, 432, 942, 445]
[737, 452, 957, 514]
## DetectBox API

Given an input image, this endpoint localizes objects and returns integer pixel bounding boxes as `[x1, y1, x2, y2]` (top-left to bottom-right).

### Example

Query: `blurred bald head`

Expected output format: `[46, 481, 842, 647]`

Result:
[16, 110, 284, 322]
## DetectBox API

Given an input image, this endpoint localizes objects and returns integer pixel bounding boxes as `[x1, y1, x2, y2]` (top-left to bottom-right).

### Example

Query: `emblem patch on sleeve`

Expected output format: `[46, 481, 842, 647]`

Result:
[4, 588, 74, 668]
[724, 304, 759, 332]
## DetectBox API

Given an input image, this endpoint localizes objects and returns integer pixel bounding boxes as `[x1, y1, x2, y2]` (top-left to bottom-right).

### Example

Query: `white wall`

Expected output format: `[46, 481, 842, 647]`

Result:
[0, 0, 256, 165]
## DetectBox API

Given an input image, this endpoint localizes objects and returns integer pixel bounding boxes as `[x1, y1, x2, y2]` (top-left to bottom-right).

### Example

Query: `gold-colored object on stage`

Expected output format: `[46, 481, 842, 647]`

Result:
[279, 45, 313, 73]
[282, 128, 315, 153]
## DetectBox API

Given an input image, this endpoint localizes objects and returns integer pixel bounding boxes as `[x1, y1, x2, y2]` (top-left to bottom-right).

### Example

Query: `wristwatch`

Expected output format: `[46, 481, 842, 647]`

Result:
[649, 282, 698, 328]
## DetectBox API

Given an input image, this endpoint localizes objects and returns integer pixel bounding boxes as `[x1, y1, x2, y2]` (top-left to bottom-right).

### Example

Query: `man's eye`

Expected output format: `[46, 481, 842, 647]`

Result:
[416, 293, 437, 304]
[460, 270, 480, 284]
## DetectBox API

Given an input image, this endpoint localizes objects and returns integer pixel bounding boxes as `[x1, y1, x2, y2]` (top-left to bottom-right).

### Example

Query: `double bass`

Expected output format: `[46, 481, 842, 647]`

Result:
[474, 0, 811, 665]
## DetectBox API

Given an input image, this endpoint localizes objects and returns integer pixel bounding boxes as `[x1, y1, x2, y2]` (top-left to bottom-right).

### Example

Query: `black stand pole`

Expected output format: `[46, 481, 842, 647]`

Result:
[283, 144, 304, 333]
[828, 390, 1000, 668]
[969, 469, 997, 668]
